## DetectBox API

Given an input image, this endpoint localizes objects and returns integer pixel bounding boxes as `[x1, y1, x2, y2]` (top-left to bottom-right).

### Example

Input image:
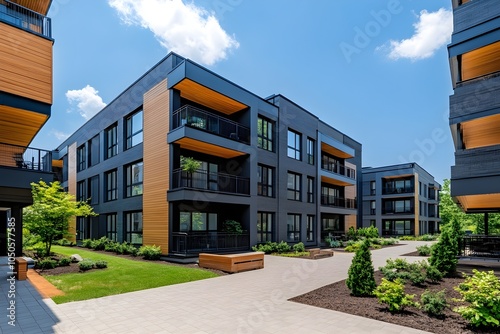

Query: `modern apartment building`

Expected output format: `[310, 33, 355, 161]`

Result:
[362, 163, 441, 236]
[0, 0, 54, 256]
[53, 52, 362, 257]
[448, 0, 500, 219]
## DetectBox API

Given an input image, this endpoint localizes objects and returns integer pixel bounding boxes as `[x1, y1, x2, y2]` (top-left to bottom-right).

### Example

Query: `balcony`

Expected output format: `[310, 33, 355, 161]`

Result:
[172, 105, 250, 144]
[321, 161, 356, 180]
[382, 186, 414, 195]
[172, 168, 250, 195]
[382, 208, 414, 215]
[459, 235, 500, 258]
[170, 232, 250, 256]
[0, 142, 52, 171]
[321, 195, 356, 209]
[382, 229, 415, 237]
[0, 0, 51, 39]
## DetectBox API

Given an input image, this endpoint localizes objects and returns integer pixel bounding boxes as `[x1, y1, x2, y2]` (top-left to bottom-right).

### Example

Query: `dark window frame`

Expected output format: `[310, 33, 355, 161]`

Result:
[257, 164, 274, 197]
[77, 144, 86, 172]
[105, 169, 118, 202]
[125, 211, 143, 245]
[257, 116, 274, 152]
[287, 129, 301, 160]
[306, 137, 315, 165]
[307, 215, 315, 242]
[105, 123, 118, 159]
[307, 176, 314, 203]
[257, 212, 274, 243]
[125, 161, 143, 197]
[106, 213, 117, 241]
[287, 172, 301, 201]
[125, 109, 143, 149]
[287, 214, 301, 242]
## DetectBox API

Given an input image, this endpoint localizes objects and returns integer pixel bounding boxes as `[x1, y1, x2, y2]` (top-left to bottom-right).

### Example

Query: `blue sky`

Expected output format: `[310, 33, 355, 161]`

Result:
[34, 0, 455, 183]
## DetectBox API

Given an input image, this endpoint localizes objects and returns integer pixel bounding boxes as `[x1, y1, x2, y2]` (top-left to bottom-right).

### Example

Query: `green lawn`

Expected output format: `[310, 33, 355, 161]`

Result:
[47, 246, 219, 304]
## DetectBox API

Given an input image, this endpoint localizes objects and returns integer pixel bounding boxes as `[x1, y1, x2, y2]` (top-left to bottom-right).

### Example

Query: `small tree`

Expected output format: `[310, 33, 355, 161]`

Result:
[180, 156, 201, 187]
[429, 218, 461, 277]
[346, 239, 376, 296]
[23, 181, 96, 257]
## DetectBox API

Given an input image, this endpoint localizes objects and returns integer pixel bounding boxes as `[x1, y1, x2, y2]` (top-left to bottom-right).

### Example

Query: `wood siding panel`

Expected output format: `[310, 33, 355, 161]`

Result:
[67, 143, 77, 243]
[0, 23, 52, 104]
[462, 41, 500, 81]
[10, 0, 52, 15]
[143, 79, 170, 254]
[0, 105, 47, 146]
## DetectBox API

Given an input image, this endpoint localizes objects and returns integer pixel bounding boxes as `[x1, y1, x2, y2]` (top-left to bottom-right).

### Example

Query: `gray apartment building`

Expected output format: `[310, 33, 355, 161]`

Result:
[362, 163, 441, 236]
[52, 52, 362, 258]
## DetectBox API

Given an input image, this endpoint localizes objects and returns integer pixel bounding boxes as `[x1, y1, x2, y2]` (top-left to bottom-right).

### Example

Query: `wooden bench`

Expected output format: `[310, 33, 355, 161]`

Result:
[199, 252, 264, 273]
[307, 248, 334, 259]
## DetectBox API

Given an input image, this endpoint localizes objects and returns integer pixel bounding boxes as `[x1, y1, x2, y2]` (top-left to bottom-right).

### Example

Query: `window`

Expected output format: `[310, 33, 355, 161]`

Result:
[306, 138, 315, 164]
[383, 178, 414, 194]
[383, 220, 413, 236]
[125, 161, 143, 197]
[287, 214, 300, 242]
[287, 172, 301, 201]
[370, 220, 376, 227]
[307, 177, 314, 203]
[76, 217, 88, 241]
[125, 212, 143, 245]
[321, 214, 343, 240]
[105, 124, 118, 159]
[77, 145, 86, 172]
[257, 212, 273, 243]
[179, 212, 217, 231]
[257, 164, 274, 197]
[370, 200, 376, 215]
[424, 184, 428, 198]
[257, 116, 273, 152]
[76, 180, 86, 201]
[321, 185, 342, 206]
[105, 170, 117, 201]
[307, 215, 315, 242]
[126, 110, 143, 149]
[88, 175, 99, 205]
[88, 135, 100, 167]
[287, 129, 301, 160]
[383, 199, 413, 214]
[106, 214, 117, 241]
[370, 181, 376, 195]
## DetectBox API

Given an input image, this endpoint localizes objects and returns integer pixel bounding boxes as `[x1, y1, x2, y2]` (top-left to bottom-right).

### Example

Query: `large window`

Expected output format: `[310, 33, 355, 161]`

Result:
[287, 214, 301, 242]
[383, 177, 414, 194]
[179, 212, 217, 232]
[77, 145, 86, 172]
[76, 217, 88, 241]
[257, 116, 274, 152]
[383, 220, 413, 236]
[307, 215, 315, 242]
[76, 180, 86, 201]
[321, 214, 344, 241]
[126, 110, 143, 149]
[306, 138, 315, 165]
[105, 124, 118, 159]
[125, 161, 143, 197]
[257, 164, 274, 197]
[383, 199, 413, 214]
[88, 175, 99, 205]
[307, 177, 314, 203]
[106, 214, 117, 241]
[370, 181, 376, 195]
[287, 172, 301, 201]
[257, 212, 274, 243]
[370, 200, 376, 215]
[287, 129, 301, 160]
[105, 169, 117, 202]
[88, 135, 100, 167]
[125, 212, 143, 245]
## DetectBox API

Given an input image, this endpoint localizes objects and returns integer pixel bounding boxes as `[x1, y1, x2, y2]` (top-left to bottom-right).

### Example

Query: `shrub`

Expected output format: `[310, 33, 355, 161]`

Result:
[399, 236, 416, 241]
[416, 244, 431, 256]
[421, 289, 447, 316]
[22, 228, 41, 249]
[278, 252, 309, 258]
[252, 242, 277, 254]
[276, 241, 291, 254]
[82, 239, 92, 248]
[379, 258, 427, 285]
[418, 234, 439, 241]
[54, 238, 75, 247]
[346, 239, 376, 296]
[292, 242, 305, 253]
[221, 220, 243, 234]
[90, 237, 111, 251]
[138, 245, 162, 260]
[429, 220, 460, 277]
[35, 258, 58, 270]
[346, 226, 358, 240]
[374, 278, 419, 313]
[104, 242, 119, 252]
[380, 238, 399, 246]
[357, 226, 379, 239]
[95, 260, 108, 269]
[454, 270, 500, 328]
[344, 243, 361, 253]
[326, 239, 342, 248]
[371, 244, 382, 250]
[58, 257, 71, 267]
[426, 265, 443, 283]
[78, 259, 95, 271]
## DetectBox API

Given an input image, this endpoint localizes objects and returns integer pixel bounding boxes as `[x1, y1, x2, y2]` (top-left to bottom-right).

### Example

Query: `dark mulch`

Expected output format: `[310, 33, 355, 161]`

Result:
[333, 243, 404, 253]
[290, 270, 500, 334]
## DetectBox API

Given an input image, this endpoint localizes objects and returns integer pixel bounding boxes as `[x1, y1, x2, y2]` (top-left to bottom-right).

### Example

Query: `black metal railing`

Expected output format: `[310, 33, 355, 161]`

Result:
[321, 195, 357, 209]
[172, 105, 250, 144]
[382, 186, 414, 195]
[382, 229, 415, 236]
[321, 161, 356, 180]
[172, 168, 250, 195]
[459, 235, 500, 258]
[0, 142, 52, 172]
[0, 0, 51, 38]
[382, 207, 415, 215]
[170, 232, 250, 255]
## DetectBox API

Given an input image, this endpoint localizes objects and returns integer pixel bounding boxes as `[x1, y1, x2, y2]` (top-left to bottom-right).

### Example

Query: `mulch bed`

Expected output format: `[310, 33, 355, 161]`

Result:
[290, 269, 500, 334]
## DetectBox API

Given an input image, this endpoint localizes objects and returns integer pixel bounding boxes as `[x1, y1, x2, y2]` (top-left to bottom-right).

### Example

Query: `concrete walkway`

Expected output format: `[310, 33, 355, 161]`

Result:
[2, 241, 434, 334]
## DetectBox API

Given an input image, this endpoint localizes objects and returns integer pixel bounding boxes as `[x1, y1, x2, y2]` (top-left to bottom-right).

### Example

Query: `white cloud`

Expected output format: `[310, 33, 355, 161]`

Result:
[386, 8, 452, 60]
[51, 130, 70, 141]
[66, 85, 107, 120]
[108, 0, 239, 66]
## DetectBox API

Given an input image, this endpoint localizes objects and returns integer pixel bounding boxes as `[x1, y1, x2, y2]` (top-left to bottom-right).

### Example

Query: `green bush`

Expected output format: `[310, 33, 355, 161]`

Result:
[104, 241, 119, 252]
[277, 252, 309, 258]
[276, 241, 291, 253]
[421, 289, 447, 316]
[454, 270, 500, 328]
[346, 226, 358, 240]
[380, 238, 399, 246]
[138, 245, 162, 260]
[418, 234, 439, 241]
[345, 239, 357, 247]
[292, 242, 305, 253]
[22, 228, 41, 250]
[78, 259, 95, 271]
[35, 258, 58, 270]
[326, 239, 342, 248]
[346, 239, 376, 296]
[252, 242, 276, 254]
[58, 257, 71, 267]
[379, 258, 427, 285]
[344, 243, 361, 253]
[399, 236, 416, 241]
[371, 244, 382, 250]
[429, 220, 460, 277]
[221, 220, 243, 234]
[416, 244, 431, 256]
[374, 278, 419, 313]
[95, 260, 108, 269]
[54, 238, 75, 247]
[357, 226, 379, 239]
[90, 237, 111, 251]
[426, 265, 443, 283]
[82, 239, 93, 248]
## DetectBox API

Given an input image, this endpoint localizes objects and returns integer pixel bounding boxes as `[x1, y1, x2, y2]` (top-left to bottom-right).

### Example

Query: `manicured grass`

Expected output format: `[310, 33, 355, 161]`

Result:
[47, 246, 219, 304]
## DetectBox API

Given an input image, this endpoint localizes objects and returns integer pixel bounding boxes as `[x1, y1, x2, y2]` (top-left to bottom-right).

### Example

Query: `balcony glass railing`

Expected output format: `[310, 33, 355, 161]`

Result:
[382, 186, 414, 195]
[172, 168, 250, 195]
[321, 161, 356, 180]
[0, 0, 51, 38]
[172, 105, 250, 144]
[321, 195, 357, 209]
[171, 232, 250, 255]
[0, 142, 52, 172]
[382, 208, 414, 215]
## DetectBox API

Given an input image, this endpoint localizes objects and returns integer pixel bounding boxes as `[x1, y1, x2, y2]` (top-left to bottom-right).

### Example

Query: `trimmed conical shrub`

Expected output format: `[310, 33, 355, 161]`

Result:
[346, 239, 376, 296]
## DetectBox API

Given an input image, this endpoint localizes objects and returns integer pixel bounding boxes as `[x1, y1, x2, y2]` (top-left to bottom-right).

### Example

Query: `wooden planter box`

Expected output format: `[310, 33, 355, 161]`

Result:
[15, 257, 28, 280]
[199, 252, 264, 273]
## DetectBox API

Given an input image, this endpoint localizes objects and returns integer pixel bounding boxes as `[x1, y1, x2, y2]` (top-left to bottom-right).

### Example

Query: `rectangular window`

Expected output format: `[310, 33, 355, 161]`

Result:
[125, 211, 143, 245]
[257, 212, 274, 243]
[179, 212, 218, 232]
[88, 175, 99, 205]
[105, 170, 117, 202]
[287, 129, 301, 160]
[307, 215, 315, 242]
[257, 116, 274, 152]
[257, 164, 274, 197]
[126, 110, 143, 149]
[370, 200, 376, 215]
[76, 217, 88, 241]
[106, 214, 117, 241]
[287, 172, 301, 201]
[383, 199, 413, 214]
[306, 138, 315, 165]
[287, 214, 301, 242]
[370, 181, 376, 195]
[88, 135, 100, 167]
[77, 145, 86, 172]
[125, 161, 143, 197]
[105, 124, 118, 159]
[383, 220, 413, 236]
[307, 177, 314, 203]
[76, 180, 86, 201]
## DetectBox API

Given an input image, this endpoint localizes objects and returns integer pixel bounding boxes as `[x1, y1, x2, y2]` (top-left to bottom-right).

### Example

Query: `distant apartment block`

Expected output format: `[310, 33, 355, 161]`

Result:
[53, 52, 362, 257]
[362, 163, 441, 236]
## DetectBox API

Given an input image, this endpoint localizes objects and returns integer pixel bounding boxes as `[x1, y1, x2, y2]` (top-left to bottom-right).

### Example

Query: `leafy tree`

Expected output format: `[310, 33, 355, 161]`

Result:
[429, 219, 461, 277]
[23, 181, 96, 257]
[346, 239, 376, 296]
